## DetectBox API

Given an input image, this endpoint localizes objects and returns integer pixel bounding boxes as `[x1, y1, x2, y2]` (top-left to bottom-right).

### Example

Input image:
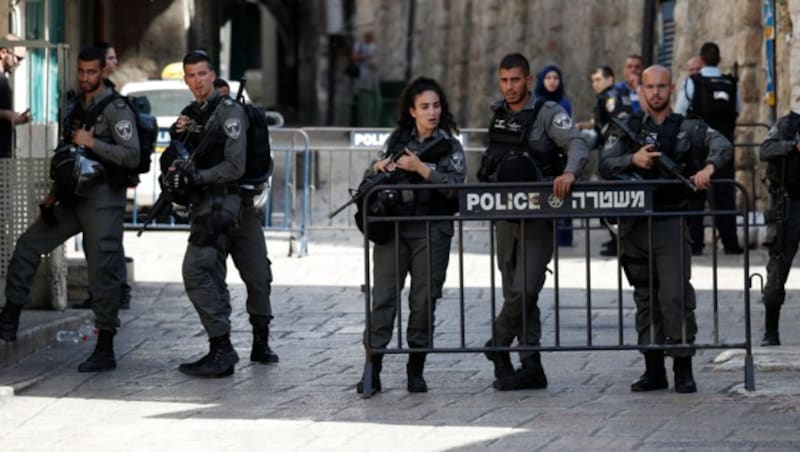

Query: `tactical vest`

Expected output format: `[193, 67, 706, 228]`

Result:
[384, 128, 456, 216]
[627, 112, 699, 210]
[481, 101, 564, 182]
[687, 73, 737, 141]
[766, 112, 800, 198]
[181, 96, 228, 171]
[65, 97, 129, 189]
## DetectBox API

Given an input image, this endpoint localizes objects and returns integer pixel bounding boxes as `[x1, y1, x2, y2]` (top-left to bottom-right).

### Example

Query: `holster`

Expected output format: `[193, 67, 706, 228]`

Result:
[188, 191, 241, 251]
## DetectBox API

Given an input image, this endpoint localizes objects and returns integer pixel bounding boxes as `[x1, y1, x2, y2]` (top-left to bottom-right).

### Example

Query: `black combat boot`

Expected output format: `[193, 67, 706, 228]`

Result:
[630, 351, 669, 392]
[0, 302, 22, 341]
[484, 339, 515, 379]
[251, 324, 279, 364]
[78, 329, 117, 372]
[493, 353, 548, 391]
[673, 356, 697, 394]
[406, 353, 428, 393]
[356, 354, 383, 395]
[760, 306, 781, 346]
[178, 334, 239, 378]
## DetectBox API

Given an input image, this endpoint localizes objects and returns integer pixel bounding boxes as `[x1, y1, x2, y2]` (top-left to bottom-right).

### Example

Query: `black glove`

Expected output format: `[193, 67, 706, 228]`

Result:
[165, 161, 198, 192]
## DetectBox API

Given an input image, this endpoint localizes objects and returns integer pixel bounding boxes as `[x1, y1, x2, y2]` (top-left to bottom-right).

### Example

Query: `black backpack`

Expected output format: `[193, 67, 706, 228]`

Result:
[119, 95, 158, 179]
[238, 102, 273, 188]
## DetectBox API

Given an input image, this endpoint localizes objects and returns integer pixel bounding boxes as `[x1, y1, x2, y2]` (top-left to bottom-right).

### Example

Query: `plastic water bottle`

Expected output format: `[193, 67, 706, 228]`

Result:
[56, 321, 96, 343]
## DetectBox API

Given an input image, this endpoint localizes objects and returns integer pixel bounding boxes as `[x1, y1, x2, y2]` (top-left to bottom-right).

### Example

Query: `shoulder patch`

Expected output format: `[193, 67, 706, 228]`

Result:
[113, 98, 127, 109]
[223, 118, 242, 139]
[552, 112, 573, 130]
[449, 151, 465, 173]
[605, 97, 616, 113]
[114, 120, 134, 141]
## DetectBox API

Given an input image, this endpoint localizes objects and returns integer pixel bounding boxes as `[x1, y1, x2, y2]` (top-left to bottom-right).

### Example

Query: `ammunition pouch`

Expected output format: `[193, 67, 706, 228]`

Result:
[188, 192, 241, 250]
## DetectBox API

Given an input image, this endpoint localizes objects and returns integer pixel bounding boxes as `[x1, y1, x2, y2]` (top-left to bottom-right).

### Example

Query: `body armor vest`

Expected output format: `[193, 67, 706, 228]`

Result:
[65, 97, 129, 189]
[481, 101, 565, 182]
[687, 73, 737, 141]
[767, 112, 800, 198]
[627, 112, 699, 210]
[182, 96, 228, 170]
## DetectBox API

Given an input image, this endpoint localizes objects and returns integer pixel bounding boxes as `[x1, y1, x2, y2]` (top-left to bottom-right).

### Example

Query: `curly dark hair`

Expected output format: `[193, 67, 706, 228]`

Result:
[395, 76, 459, 135]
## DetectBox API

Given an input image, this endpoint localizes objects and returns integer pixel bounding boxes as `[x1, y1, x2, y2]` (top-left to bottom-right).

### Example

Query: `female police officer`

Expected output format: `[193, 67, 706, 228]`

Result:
[356, 77, 466, 395]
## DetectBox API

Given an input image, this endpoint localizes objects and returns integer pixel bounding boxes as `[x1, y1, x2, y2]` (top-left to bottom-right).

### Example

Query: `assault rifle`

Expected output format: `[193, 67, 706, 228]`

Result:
[137, 100, 226, 236]
[328, 135, 446, 219]
[609, 116, 698, 192]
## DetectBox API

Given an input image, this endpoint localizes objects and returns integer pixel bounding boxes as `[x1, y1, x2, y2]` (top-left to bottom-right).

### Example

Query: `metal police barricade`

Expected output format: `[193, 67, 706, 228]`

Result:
[359, 180, 755, 397]
[129, 127, 311, 257]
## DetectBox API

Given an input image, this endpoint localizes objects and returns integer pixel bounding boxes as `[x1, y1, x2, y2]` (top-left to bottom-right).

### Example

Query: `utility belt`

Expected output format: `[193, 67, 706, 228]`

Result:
[203, 184, 241, 196]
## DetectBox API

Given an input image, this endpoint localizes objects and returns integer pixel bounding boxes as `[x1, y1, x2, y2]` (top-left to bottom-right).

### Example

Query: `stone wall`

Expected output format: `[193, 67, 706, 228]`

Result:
[357, 0, 644, 128]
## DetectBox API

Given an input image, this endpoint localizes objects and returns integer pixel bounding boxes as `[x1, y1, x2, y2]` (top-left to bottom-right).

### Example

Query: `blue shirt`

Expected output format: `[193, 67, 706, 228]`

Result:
[614, 81, 640, 112]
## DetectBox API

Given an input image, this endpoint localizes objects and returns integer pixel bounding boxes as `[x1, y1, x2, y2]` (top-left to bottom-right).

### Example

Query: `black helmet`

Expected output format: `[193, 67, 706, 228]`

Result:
[49, 144, 106, 197]
[495, 151, 541, 182]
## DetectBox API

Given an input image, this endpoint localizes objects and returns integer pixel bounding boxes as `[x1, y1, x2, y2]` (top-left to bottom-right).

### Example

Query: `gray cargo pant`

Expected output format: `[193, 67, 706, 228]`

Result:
[491, 219, 553, 361]
[620, 216, 697, 357]
[6, 194, 123, 331]
[365, 222, 452, 350]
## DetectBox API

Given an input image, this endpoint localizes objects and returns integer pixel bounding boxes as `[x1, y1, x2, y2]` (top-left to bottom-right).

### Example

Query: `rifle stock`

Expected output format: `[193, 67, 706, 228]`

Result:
[609, 116, 698, 192]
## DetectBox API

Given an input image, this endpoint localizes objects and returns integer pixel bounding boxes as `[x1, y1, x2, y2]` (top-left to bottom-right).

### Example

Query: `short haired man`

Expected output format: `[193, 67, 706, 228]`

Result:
[0, 47, 140, 373]
[675, 42, 743, 255]
[479, 53, 589, 391]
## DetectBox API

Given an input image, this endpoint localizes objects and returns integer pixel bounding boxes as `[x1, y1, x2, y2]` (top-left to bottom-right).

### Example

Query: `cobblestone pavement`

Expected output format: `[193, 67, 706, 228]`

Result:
[1, 227, 800, 451]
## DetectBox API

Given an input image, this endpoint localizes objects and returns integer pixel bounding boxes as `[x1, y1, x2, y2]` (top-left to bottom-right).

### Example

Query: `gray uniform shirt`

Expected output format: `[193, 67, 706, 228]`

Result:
[599, 114, 732, 179]
[193, 93, 248, 186]
[83, 86, 140, 169]
[490, 95, 589, 177]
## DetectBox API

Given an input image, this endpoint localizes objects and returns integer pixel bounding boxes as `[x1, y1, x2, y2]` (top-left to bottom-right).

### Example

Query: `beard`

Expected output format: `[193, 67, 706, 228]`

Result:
[80, 79, 101, 94]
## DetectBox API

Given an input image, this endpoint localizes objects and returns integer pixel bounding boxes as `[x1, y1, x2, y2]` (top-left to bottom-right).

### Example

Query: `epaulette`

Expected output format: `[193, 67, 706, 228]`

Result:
[113, 98, 127, 109]
[222, 98, 235, 107]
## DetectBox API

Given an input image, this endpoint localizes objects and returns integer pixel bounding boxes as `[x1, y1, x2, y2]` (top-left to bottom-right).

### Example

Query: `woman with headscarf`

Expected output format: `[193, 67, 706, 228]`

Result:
[535, 64, 574, 247]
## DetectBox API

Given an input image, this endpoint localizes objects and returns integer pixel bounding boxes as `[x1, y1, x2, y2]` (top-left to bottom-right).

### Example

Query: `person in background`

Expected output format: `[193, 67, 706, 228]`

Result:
[0, 34, 31, 157]
[213, 78, 231, 98]
[675, 42, 743, 255]
[614, 54, 643, 113]
[535, 64, 574, 247]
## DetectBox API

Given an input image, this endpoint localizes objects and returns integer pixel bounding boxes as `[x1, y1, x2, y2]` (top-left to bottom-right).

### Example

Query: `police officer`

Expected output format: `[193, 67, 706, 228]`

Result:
[758, 111, 800, 346]
[0, 46, 140, 372]
[73, 41, 133, 311]
[675, 42, 743, 255]
[589, 65, 635, 257]
[600, 65, 733, 393]
[479, 53, 589, 391]
[356, 76, 466, 395]
[166, 50, 247, 378]
[590, 65, 635, 144]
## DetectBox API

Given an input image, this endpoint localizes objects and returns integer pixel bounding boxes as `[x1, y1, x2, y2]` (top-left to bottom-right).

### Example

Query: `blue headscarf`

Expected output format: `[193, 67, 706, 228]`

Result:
[535, 64, 565, 101]
[534, 64, 572, 117]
